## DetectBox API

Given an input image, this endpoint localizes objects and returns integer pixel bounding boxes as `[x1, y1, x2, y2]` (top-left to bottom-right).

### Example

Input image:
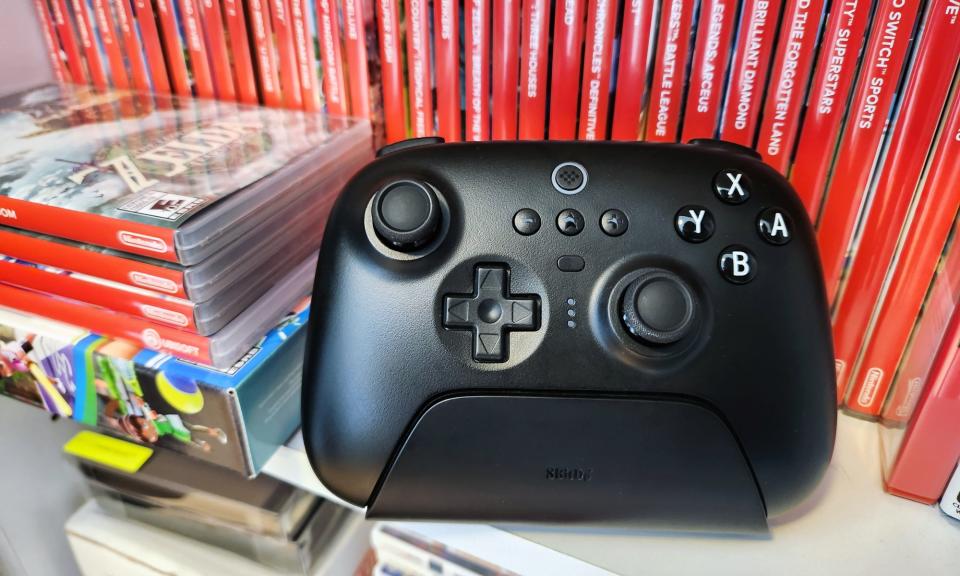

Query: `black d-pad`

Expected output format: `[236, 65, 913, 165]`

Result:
[443, 265, 540, 362]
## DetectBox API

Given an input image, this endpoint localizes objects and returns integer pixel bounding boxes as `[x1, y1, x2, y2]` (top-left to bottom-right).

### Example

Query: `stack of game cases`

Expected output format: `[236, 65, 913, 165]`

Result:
[0, 84, 372, 369]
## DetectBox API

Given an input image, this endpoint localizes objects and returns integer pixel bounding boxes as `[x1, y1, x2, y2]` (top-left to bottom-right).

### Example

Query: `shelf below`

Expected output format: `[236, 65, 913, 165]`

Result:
[263, 414, 960, 575]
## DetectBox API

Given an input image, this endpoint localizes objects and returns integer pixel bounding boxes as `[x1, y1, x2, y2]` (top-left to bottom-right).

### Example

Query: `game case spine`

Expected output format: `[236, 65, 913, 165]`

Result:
[843, 75, 960, 415]
[755, 0, 826, 172]
[0, 227, 187, 299]
[518, 0, 550, 139]
[788, 0, 872, 217]
[178, 0, 216, 98]
[222, 0, 258, 104]
[269, 0, 303, 109]
[681, 0, 738, 142]
[49, 0, 88, 83]
[0, 259, 199, 332]
[247, 0, 283, 107]
[815, 0, 925, 302]
[0, 196, 179, 262]
[111, 0, 151, 91]
[548, 0, 585, 139]
[289, 0, 318, 111]
[34, 0, 70, 84]
[317, 0, 347, 115]
[90, 0, 130, 88]
[719, 0, 784, 146]
[466, 0, 491, 141]
[881, 234, 960, 425]
[343, 0, 370, 117]
[133, 0, 173, 93]
[646, 0, 698, 142]
[70, 0, 108, 88]
[377, 0, 406, 142]
[433, 0, 460, 141]
[199, 0, 237, 101]
[155, 0, 192, 95]
[0, 283, 214, 365]
[492, 0, 520, 140]
[405, 0, 434, 136]
[882, 305, 960, 504]
[611, 0, 655, 141]
[578, 0, 619, 140]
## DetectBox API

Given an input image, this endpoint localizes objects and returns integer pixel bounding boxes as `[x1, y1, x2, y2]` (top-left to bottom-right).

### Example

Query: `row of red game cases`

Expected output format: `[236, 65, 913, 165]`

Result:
[378, 0, 828, 147]
[826, 0, 960, 416]
[32, 0, 370, 116]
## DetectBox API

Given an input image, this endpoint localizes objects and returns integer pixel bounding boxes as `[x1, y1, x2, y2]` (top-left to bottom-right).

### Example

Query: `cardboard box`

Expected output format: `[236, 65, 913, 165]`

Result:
[0, 301, 309, 476]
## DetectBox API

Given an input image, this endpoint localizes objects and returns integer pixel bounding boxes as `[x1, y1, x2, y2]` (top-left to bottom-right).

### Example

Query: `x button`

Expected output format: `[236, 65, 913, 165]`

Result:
[443, 265, 540, 362]
[713, 169, 751, 205]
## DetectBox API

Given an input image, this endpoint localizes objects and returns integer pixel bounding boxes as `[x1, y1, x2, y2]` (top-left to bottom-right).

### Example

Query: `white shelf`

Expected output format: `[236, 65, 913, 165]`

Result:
[263, 414, 960, 575]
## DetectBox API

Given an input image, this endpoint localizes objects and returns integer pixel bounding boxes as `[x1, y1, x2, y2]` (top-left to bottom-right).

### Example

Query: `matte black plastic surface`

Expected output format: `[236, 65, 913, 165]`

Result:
[369, 394, 768, 532]
[302, 140, 836, 528]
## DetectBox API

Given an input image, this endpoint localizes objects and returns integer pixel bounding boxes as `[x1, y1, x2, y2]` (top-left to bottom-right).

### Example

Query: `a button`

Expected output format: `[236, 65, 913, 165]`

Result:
[557, 209, 584, 236]
[552, 162, 588, 194]
[513, 209, 541, 235]
[675, 205, 715, 243]
[713, 169, 751, 204]
[620, 270, 696, 345]
[376, 136, 445, 157]
[372, 181, 442, 251]
[600, 209, 628, 236]
[557, 255, 585, 272]
[757, 207, 793, 245]
[442, 265, 541, 362]
[689, 139, 763, 160]
[718, 245, 757, 284]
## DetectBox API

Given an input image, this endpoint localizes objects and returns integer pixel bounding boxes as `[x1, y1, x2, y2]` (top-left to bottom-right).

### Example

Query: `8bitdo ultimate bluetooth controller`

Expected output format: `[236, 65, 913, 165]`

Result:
[302, 138, 836, 532]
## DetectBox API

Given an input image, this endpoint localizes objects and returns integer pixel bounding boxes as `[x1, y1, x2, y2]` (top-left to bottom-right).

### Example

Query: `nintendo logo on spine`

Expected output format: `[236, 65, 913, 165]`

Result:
[129, 272, 178, 294]
[857, 368, 884, 407]
[0, 208, 17, 220]
[139, 305, 189, 327]
[118, 231, 169, 253]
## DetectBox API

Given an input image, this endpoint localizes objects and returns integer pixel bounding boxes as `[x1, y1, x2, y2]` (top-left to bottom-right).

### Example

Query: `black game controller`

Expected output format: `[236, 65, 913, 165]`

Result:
[302, 138, 836, 532]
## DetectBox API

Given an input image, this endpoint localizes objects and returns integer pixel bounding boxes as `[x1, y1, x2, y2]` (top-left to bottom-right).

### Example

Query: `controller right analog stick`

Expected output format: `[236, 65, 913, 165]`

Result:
[620, 270, 696, 345]
[372, 180, 442, 251]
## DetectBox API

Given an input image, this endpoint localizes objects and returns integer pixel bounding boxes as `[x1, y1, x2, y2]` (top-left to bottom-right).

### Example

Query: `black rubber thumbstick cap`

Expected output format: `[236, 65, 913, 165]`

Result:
[372, 181, 442, 251]
[621, 270, 696, 345]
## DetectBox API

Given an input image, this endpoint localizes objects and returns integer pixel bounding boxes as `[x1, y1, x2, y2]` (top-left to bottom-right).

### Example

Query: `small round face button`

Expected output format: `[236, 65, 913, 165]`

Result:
[718, 245, 757, 284]
[557, 209, 585, 236]
[513, 209, 541, 235]
[675, 205, 715, 242]
[757, 207, 793, 245]
[600, 209, 628, 236]
[713, 169, 751, 204]
[552, 162, 588, 194]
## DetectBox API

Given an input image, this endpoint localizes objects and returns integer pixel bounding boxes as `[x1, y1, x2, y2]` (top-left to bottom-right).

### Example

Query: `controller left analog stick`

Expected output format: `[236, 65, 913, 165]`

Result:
[372, 180, 443, 251]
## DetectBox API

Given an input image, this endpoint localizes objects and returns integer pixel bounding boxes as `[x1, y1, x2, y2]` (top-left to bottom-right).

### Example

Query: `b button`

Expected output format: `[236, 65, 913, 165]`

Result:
[757, 208, 793, 245]
[718, 246, 756, 284]
[675, 205, 714, 242]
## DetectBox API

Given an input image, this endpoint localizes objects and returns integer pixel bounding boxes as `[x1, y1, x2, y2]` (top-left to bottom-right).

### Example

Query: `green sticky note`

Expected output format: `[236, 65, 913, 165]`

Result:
[63, 431, 153, 474]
